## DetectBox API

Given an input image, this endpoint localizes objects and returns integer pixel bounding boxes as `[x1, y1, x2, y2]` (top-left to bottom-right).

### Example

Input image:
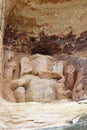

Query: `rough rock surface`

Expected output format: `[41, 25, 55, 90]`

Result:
[1, 0, 87, 129]
[14, 87, 25, 103]
[32, 54, 61, 79]
[0, 99, 87, 129]
[11, 74, 57, 103]
[20, 57, 32, 76]
[25, 76, 56, 102]
[32, 54, 52, 75]
[5, 0, 87, 36]
[55, 75, 72, 100]
[72, 68, 85, 100]
[2, 52, 68, 102]
[3, 51, 87, 103]
[65, 64, 75, 90]
[2, 82, 16, 102]
[52, 61, 64, 75]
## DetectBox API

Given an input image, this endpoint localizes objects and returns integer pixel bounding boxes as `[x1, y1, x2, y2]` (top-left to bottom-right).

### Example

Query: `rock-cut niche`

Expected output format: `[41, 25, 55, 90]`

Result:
[2, 0, 87, 103]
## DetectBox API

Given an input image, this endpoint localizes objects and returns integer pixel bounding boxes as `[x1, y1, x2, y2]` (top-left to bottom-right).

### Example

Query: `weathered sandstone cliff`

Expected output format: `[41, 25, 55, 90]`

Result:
[5, 0, 87, 36]
[1, 0, 87, 129]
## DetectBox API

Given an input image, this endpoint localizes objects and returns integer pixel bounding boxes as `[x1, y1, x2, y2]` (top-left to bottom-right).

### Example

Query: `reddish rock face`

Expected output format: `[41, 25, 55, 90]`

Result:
[3, 24, 87, 103]
[2, 50, 87, 103]
[37, 0, 71, 4]
[3, 24, 87, 56]
[65, 65, 75, 90]
[5, 0, 87, 36]
[2, 0, 87, 103]
[2, 80, 16, 102]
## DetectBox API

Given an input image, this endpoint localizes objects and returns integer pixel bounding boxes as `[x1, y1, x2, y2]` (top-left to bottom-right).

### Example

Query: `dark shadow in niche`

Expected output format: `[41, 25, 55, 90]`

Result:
[4, 24, 87, 56]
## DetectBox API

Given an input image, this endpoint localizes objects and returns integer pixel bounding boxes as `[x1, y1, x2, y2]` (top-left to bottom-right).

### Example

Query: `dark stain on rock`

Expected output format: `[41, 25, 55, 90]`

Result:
[3, 24, 87, 55]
